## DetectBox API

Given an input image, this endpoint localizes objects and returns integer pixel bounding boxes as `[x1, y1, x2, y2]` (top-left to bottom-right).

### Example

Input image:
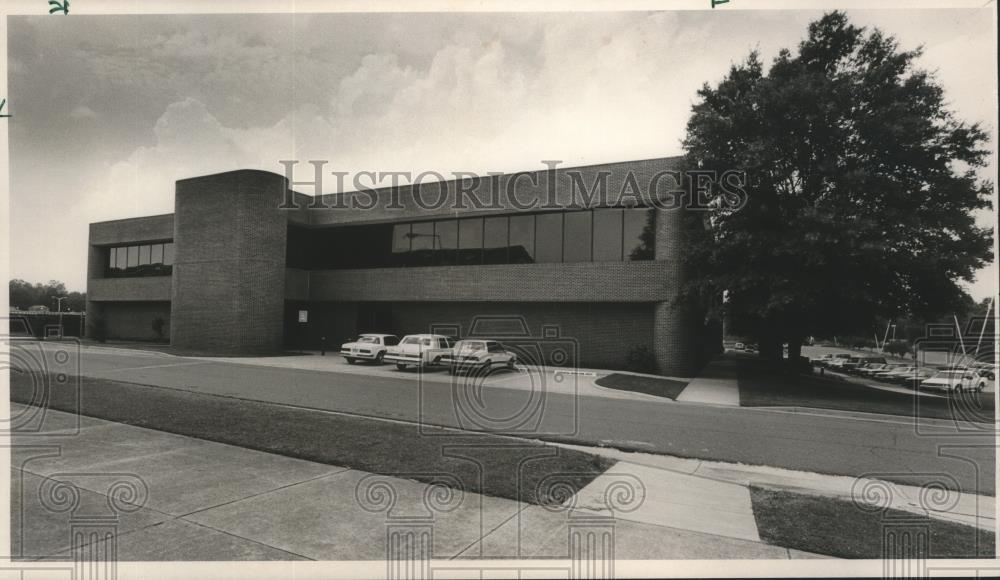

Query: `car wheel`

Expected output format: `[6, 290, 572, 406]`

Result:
[506, 359, 515, 371]
[396, 363, 408, 371]
[346, 357, 355, 365]
[977, 381, 986, 392]
[374, 352, 385, 364]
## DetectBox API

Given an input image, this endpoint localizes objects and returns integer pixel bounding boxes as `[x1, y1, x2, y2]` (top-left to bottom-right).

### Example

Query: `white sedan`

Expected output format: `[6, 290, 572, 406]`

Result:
[340, 334, 399, 364]
[440, 340, 517, 374]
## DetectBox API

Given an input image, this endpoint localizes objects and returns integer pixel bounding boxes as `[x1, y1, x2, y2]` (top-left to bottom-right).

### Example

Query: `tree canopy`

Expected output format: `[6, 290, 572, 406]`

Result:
[9, 279, 86, 312]
[682, 11, 994, 360]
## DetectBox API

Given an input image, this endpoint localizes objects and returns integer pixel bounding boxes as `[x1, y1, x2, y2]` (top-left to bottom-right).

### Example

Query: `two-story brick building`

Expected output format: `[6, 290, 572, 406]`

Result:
[86, 156, 705, 375]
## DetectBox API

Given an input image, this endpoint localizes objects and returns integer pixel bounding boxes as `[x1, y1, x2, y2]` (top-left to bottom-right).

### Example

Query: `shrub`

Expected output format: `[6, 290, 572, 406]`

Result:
[625, 344, 657, 374]
[152, 317, 166, 341]
[884, 340, 911, 358]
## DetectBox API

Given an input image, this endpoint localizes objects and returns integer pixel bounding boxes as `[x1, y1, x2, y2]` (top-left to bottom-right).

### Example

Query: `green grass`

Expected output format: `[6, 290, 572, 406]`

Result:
[750, 486, 995, 559]
[10, 372, 614, 506]
[594, 373, 689, 400]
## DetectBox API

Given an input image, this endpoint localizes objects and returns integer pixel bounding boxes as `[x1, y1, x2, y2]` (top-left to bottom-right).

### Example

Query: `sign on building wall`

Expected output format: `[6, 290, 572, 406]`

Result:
[298, 310, 308, 323]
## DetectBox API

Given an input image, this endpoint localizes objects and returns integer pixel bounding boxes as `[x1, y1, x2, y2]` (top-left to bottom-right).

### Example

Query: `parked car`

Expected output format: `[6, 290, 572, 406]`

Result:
[384, 334, 456, 370]
[919, 369, 975, 393]
[815, 353, 851, 368]
[813, 354, 834, 367]
[734, 342, 745, 351]
[961, 366, 995, 392]
[871, 365, 913, 382]
[827, 356, 858, 370]
[900, 367, 939, 389]
[340, 333, 399, 364]
[842, 356, 886, 374]
[855, 363, 889, 377]
[439, 340, 517, 374]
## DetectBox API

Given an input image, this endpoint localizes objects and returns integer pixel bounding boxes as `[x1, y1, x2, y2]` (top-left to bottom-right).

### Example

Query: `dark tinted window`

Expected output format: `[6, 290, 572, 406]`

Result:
[280, 208, 654, 270]
[593, 209, 623, 261]
[409, 221, 435, 266]
[563, 211, 592, 262]
[624, 209, 654, 260]
[483, 216, 508, 265]
[106, 242, 173, 277]
[434, 220, 457, 266]
[508, 215, 535, 263]
[535, 213, 563, 263]
[458, 218, 483, 265]
[392, 224, 411, 266]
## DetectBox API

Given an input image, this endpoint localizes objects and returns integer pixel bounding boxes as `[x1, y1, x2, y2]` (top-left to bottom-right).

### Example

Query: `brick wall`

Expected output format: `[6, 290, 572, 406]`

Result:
[97, 301, 171, 341]
[289, 301, 653, 370]
[306, 261, 676, 303]
[170, 170, 288, 354]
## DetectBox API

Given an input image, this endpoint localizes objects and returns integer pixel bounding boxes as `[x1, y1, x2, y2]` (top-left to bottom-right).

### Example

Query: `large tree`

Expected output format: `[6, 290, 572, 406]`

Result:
[683, 11, 993, 363]
[9, 279, 86, 312]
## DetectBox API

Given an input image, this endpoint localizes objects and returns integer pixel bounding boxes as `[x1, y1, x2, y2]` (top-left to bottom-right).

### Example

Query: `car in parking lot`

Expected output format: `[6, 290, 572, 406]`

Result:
[340, 333, 399, 364]
[855, 362, 890, 377]
[870, 364, 914, 382]
[918, 368, 980, 393]
[814, 353, 851, 368]
[439, 340, 517, 374]
[842, 356, 886, 374]
[901, 367, 939, 389]
[962, 366, 995, 392]
[827, 356, 857, 370]
[384, 334, 456, 370]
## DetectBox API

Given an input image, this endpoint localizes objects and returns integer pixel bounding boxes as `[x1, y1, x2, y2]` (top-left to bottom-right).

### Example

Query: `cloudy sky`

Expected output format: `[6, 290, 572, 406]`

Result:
[6, 8, 997, 299]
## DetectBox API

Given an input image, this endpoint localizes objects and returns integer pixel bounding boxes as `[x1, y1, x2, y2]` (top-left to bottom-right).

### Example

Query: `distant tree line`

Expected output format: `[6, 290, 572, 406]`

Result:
[9, 279, 86, 312]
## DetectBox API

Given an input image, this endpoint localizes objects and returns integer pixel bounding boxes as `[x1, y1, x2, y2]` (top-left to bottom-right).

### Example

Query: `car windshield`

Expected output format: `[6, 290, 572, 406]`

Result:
[357, 336, 378, 344]
[932, 370, 963, 378]
[401, 337, 420, 345]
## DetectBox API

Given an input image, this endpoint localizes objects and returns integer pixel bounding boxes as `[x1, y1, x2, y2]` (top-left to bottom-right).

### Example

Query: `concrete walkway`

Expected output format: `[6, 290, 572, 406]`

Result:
[675, 355, 741, 405]
[7, 404, 825, 562]
[556, 443, 996, 532]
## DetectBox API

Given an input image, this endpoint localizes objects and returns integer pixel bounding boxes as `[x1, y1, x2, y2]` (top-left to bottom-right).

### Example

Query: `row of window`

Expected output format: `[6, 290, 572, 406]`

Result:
[106, 242, 175, 277]
[285, 209, 655, 270]
[390, 208, 654, 266]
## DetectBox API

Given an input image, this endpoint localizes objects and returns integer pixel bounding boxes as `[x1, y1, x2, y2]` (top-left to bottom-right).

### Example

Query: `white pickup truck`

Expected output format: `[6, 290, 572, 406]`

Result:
[384, 334, 455, 371]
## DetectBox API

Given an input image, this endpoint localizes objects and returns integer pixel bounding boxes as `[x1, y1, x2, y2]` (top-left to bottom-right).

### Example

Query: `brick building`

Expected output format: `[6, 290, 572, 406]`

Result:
[86, 156, 706, 375]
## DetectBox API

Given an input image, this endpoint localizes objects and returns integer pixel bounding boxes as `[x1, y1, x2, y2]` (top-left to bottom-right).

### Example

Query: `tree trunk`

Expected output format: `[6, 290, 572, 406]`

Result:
[786, 338, 803, 370]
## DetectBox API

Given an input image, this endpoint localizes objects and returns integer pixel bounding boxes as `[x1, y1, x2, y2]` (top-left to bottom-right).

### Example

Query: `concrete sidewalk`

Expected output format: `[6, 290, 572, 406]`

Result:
[7, 404, 826, 562]
[675, 355, 741, 405]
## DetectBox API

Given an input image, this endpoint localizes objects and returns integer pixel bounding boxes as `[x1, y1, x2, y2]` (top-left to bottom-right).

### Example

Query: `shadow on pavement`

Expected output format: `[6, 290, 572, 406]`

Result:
[737, 358, 995, 422]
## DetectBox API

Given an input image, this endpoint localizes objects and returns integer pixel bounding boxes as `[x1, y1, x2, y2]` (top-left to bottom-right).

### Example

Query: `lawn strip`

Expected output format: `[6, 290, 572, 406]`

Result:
[594, 373, 689, 400]
[10, 372, 614, 506]
[749, 485, 995, 559]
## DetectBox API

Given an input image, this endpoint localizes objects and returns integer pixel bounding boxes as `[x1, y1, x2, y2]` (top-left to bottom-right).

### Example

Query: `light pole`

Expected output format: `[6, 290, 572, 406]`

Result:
[51, 295, 68, 338]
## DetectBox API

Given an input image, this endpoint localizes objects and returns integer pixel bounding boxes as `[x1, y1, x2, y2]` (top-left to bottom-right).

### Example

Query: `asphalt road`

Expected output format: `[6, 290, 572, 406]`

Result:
[11, 341, 997, 494]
